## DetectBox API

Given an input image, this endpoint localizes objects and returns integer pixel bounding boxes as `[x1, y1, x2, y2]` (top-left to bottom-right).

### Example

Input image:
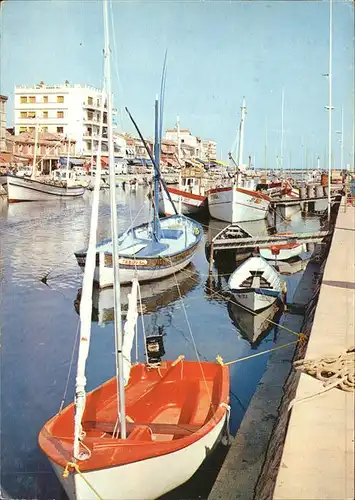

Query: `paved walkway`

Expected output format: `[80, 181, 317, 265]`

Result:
[274, 204, 355, 500]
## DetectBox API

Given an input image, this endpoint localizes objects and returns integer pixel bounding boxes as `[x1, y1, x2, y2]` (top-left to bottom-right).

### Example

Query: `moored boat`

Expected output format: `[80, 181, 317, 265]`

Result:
[75, 214, 203, 287]
[259, 232, 306, 261]
[6, 173, 85, 202]
[228, 256, 285, 312]
[207, 185, 271, 223]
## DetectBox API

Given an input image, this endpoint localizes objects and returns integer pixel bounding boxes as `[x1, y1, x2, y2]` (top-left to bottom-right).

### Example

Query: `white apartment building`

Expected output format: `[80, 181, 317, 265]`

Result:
[14, 81, 108, 156]
[201, 140, 217, 162]
[165, 128, 202, 158]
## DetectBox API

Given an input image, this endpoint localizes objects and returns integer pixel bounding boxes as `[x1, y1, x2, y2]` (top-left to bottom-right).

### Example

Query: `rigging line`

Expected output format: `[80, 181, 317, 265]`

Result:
[156, 255, 301, 338]
[168, 257, 213, 407]
[59, 320, 81, 413]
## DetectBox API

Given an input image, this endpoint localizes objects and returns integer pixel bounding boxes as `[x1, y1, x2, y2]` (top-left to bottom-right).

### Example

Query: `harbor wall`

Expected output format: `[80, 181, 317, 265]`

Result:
[208, 202, 340, 500]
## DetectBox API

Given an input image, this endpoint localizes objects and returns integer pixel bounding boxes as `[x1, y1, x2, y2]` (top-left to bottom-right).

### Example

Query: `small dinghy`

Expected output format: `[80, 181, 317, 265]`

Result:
[259, 233, 306, 261]
[228, 256, 284, 312]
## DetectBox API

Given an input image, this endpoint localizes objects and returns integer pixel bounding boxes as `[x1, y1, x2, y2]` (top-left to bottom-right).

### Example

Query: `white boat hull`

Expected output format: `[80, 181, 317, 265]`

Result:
[231, 289, 278, 312]
[94, 248, 196, 288]
[0, 174, 7, 192]
[208, 187, 270, 223]
[159, 188, 207, 216]
[6, 175, 85, 202]
[260, 243, 306, 261]
[49, 413, 226, 500]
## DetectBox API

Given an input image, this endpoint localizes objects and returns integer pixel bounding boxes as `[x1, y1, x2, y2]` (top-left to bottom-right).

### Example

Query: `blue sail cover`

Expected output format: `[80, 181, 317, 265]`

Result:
[59, 157, 85, 167]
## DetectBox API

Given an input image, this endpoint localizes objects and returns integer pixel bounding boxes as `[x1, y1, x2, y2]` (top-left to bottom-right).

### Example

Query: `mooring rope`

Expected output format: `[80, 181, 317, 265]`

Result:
[288, 346, 355, 411]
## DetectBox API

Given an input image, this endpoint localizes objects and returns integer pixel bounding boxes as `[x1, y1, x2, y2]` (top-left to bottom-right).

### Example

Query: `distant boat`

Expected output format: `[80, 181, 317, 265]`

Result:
[228, 300, 283, 346]
[6, 173, 85, 202]
[159, 117, 208, 217]
[207, 99, 271, 223]
[228, 256, 284, 312]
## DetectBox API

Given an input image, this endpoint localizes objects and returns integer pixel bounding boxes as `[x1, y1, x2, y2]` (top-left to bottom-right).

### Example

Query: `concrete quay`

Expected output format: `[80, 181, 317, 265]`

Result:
[272, 203, 354, 500]
[208, 201, 354, 500]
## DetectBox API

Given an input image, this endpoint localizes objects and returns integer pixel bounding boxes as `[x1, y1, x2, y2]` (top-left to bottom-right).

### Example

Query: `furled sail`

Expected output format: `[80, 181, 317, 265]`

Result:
[122, 279, 139, 385]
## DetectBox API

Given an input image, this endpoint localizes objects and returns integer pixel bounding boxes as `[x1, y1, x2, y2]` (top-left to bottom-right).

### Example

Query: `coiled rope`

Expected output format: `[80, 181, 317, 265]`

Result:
[288, 346, 355, 411]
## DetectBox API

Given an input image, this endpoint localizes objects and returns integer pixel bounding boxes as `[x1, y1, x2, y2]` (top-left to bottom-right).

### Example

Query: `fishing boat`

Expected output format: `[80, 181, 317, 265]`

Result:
[207, 99, 271, 223]
[159, 167, 208, 216]
[228, 256, 285, 312]
[228, 300, 283, 346]
[39, 5, 230, 498]
[159, 117, 208, 217]
[6, 130, 85, 202]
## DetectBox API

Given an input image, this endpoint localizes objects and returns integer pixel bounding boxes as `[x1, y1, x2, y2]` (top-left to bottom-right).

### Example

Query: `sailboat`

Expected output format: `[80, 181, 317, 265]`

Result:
[75, 69, 203, 289]
[228, 256, 285, 312]
[39, 3, 230, 499]
[207, 98, 271, 223]
[6, 130, 85, 202]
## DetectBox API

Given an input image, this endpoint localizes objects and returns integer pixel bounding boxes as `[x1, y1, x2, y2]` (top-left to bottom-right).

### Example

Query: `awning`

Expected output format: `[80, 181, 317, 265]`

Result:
[59, 157, 85, 166]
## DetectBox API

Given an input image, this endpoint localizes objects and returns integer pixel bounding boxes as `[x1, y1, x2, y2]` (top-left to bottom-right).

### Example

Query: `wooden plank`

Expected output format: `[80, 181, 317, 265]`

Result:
[212, 231, 330, 250]
[84, 420, 201, 436]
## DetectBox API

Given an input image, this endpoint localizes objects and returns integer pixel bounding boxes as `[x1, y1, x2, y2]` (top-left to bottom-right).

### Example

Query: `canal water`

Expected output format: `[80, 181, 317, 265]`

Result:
[0, 187, 324, 499]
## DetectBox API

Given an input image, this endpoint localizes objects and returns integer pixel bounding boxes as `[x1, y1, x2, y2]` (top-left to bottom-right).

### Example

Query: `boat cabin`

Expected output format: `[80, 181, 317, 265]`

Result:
[180, 166, 206, 196]
[51, 168, 77, 182]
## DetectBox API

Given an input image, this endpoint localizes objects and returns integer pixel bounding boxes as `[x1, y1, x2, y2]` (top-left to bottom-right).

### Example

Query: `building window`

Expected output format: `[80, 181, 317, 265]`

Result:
[42, 126, 48, 132]
[43, 96, 48, 103]
[19, 126, 27, 133]
[57, 95, 64, 103]
[57, 126, 64, 133]
[28, 111, 36, 118]
[20, 112, 27, 118]
[43, 111, 48, 119]
[57, 111, 64, 118]
[20, 96, 27, 103]
[29, 96, 36, 103]
[87, 111, 94, 121]
[88, 96, 93, 106]
[28, 127, 35, 133]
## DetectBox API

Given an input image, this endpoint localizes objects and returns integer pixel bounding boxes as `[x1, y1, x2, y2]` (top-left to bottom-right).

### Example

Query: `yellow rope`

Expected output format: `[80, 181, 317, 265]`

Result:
[63, 462, 103, 499]
[216, 334, 307, 367]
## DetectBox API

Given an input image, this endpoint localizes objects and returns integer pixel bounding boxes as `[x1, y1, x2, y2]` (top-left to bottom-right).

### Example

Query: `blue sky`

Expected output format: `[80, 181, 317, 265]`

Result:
[0, 0, 353, 169]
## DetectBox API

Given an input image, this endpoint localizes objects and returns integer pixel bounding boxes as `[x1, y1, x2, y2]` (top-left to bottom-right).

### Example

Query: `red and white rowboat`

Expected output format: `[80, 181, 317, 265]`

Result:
[259, 233, 306, 261]
[39, 359, 230, 500]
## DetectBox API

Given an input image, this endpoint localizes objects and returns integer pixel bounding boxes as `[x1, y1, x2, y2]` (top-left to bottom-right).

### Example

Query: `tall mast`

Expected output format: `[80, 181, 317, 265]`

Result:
[327, 0, 333, 221]
[237, 97, 246, 169]
[153, 96, 161, 240]
[177, 115, 182, 214]
[264, 118, 267, 173]
[280, 88, 285, 173]
[103, 0, 127, 438]
[340, 105, 344, 171]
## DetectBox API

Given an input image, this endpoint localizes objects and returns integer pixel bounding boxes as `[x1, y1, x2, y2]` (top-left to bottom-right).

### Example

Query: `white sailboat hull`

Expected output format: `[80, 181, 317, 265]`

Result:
[95, 248, 195, 287]
[207, 187, 270, 223]
[6, 175, 85, 202]
[159, 188, 207, 216]
[50, 413, 226, 500]
[231, 289, 278, 312]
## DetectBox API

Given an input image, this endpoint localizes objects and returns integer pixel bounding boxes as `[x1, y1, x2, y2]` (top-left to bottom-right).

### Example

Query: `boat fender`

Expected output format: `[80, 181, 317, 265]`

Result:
[220, 403, 232, 446]
[194, 227, 200, 236]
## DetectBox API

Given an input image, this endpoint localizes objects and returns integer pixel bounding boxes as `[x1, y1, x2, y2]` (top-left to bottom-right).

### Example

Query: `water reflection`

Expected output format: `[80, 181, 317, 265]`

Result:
[74, 263, 199, 326]
[227, 300, 284, 348]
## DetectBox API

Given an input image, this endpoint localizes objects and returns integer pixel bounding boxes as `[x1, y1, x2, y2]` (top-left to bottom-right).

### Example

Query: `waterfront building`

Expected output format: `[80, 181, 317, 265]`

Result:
[14, 81, 108, 157]
[165, 127, 202, 158]
[5, 130, 76, 173]
[0, 94, 8, 152]
[201, 140, 217, 162]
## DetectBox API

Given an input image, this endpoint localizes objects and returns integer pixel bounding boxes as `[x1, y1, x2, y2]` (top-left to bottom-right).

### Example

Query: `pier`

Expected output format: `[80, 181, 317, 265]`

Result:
[208, 200, 354, 500]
